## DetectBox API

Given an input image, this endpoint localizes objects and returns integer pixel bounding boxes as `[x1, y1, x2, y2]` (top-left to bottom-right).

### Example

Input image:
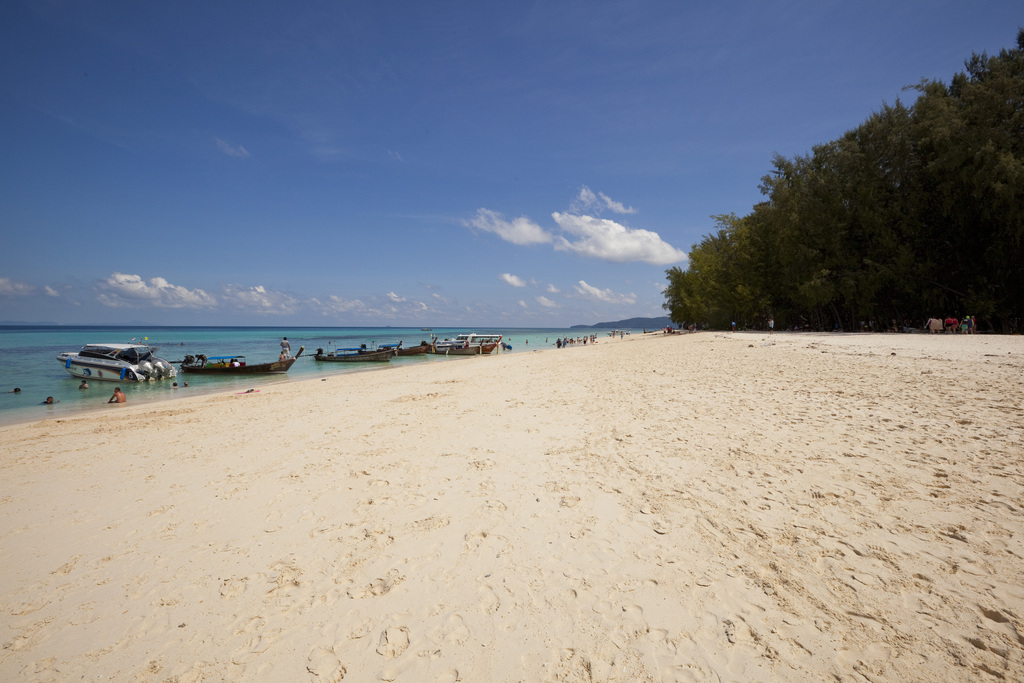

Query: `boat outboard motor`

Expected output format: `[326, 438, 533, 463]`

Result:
[138, 360, 154, 379]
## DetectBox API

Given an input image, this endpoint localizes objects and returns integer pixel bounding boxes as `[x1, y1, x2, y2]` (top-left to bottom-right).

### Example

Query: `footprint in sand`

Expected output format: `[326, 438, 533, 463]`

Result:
[219, 576, 247, 599]
[347, 569, 403, 599]
[231, 618, 277, 665]
[447, 614, 471, 645]
[621, 604, 649, 637]
[306, 646, 346, 682]
[264, 508, 282, 533]
[344, 613, 373, 640]
[463, 530, 488, 552]
[436, 668, 460, 683]
[376, 626, 411, 658]
[478, 583, 501, 613]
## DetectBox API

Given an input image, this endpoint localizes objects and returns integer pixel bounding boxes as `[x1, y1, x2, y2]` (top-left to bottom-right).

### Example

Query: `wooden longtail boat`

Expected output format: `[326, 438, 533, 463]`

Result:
[313, 344, 393, 363]
[428, 333, 502, 355]
[378, 341, 430, 356]
[180, 347, 304, 375]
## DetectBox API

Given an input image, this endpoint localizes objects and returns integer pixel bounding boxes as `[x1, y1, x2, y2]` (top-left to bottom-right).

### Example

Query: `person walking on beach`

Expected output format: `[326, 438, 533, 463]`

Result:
[280, 336, 291, 358]
[108, 387, 126, 404]
[768, 318, 774, 335]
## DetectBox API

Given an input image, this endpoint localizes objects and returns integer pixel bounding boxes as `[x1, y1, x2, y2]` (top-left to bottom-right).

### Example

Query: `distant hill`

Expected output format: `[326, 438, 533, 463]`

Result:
[0, 320, 63, 326]
[570, 316, 672, 330]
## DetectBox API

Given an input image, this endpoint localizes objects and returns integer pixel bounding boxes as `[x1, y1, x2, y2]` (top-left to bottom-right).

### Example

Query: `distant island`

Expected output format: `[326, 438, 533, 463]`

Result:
[570, 316, 672, 330]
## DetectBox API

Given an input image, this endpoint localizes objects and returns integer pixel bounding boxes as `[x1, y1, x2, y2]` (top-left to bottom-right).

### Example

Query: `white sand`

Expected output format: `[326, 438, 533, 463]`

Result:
[1, 331, 1023, 682]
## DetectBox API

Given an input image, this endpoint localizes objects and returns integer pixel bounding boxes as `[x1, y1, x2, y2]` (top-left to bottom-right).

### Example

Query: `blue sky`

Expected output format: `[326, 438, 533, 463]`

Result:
[1, 1, 1020, 327]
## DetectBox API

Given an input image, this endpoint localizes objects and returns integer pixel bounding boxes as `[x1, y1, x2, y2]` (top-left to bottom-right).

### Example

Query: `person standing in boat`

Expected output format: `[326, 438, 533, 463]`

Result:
[280, 336, 292, 358]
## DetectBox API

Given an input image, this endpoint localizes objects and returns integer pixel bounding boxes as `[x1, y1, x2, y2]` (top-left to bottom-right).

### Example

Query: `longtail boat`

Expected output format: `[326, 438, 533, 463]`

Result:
[378, 341, 430, 356]
[313, 344, 393, 363]
[180, 347, 304, 375]
[428, 333, 502, 355]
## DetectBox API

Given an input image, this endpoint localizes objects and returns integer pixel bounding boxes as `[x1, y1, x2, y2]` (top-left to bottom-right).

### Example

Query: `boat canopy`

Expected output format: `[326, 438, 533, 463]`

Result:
[204, 355, 246, 361]
[83, 343, 152, 350]
[78, 345, 157, 363]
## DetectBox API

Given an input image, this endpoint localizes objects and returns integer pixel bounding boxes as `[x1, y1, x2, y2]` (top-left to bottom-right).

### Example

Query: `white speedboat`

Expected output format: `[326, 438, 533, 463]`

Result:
[57, 344, 177, 382]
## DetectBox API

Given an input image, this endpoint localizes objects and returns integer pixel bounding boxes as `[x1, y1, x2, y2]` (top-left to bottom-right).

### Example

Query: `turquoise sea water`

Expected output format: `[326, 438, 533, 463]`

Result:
[0, 325, 632, 426]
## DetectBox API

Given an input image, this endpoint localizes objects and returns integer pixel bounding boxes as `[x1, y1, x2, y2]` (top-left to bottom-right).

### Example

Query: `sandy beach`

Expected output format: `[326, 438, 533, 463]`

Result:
[1, 331, 1022, 682]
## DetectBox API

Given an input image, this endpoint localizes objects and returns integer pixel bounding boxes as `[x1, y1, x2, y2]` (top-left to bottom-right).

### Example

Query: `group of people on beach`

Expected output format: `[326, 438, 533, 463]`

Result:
[32, 385, 124, 405]
[24, 378, 192, 408]
[926, 316, 975, 334]
[555, 335, 598, 349]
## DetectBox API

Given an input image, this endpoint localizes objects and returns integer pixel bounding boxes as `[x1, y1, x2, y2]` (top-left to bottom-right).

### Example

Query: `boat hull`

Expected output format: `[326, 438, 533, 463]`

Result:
[427, 342, 498, 355]
[428, 345, 481, 355]
[180, 359, 297, 374]
[314, 349, 393, 362]
[180, 347, 303, 375]
[61, 358, 145, 382]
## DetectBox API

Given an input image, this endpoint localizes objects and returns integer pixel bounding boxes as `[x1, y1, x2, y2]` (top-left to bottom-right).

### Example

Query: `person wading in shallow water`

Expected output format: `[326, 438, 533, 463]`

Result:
[108, 387, 126, 404]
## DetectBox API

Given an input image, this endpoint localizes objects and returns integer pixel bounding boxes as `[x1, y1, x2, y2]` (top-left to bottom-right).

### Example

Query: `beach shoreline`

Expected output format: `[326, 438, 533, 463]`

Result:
[0, 327, 615, 429]
[2, 331, 1022, 681]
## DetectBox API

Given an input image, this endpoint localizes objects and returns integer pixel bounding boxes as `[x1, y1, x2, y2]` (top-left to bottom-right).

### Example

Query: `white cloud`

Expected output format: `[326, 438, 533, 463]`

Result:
[43, 286, 59, 297]
[465, 209, 553, 246]
[572, 186, 637, 215]
[552, 213, 688, 265]
[220, 283, 301, 315]
[466, 190, 685, 266]
[574, 280, 637, 305]
[500, 273, 526, 287]
[535, 295, 559, 308]
[518, 300, 528, 308]
[546, 284, 560, 293]
[386, 291, 406, 302]
[214, 137, 250, 158]
[97, 273, 217, 309]
[0, 277, 35, 296]
[321, 295, 368, 314]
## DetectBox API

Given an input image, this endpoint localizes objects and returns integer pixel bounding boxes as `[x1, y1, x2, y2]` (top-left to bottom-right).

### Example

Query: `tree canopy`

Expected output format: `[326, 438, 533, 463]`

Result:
[665, 30, 1024, 333]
